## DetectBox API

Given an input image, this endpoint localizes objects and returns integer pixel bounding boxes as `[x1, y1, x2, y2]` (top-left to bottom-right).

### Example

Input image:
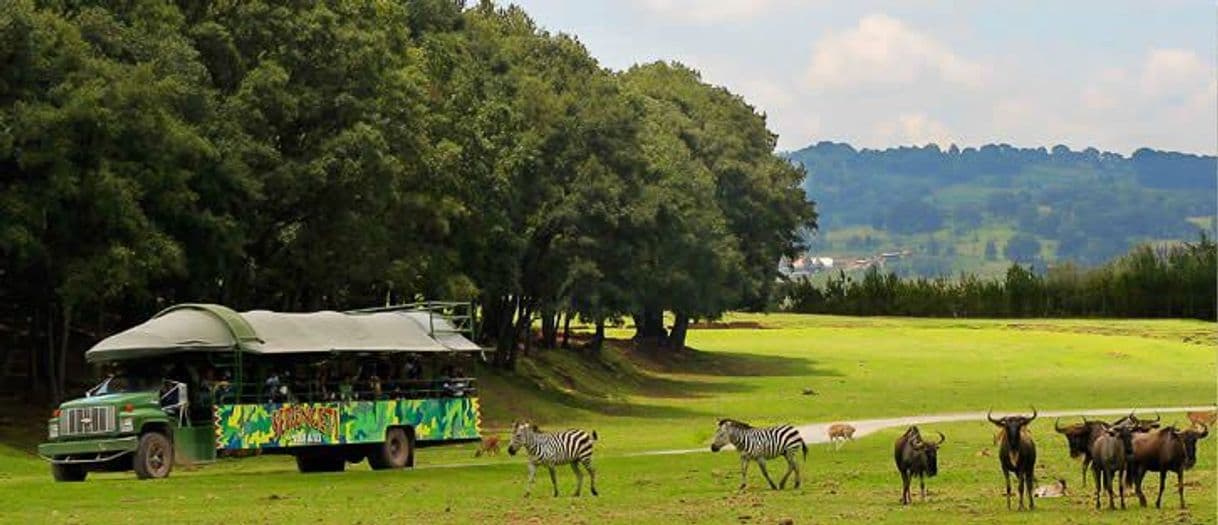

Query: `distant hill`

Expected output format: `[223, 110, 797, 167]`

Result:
[786, 142, 1217, 277]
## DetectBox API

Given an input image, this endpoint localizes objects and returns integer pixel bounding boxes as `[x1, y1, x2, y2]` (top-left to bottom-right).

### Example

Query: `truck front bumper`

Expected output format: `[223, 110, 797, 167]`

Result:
[38, 436, 138, 464]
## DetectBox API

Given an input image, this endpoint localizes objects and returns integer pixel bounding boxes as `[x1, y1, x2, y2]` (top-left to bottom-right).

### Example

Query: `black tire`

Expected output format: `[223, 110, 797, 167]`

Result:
[295, 450, 346, 473]
[133, 432, 174, 480]
[368, 428, 412, 470]
[51, 463, 87, 482]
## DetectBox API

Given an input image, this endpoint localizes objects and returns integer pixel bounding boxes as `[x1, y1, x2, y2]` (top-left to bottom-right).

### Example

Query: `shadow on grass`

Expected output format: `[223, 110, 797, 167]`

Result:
[476, 339, 841, 426]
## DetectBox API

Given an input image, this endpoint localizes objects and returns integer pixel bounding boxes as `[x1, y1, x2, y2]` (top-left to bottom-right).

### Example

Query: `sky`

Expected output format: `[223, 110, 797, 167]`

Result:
[505, 1, 1217, 155]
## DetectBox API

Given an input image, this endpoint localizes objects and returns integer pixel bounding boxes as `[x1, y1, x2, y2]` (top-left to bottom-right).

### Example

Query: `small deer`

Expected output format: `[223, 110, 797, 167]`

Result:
[1187, 410, 1216, 430]
[474, 435, 501, 457]
[827, 423, 856, 450]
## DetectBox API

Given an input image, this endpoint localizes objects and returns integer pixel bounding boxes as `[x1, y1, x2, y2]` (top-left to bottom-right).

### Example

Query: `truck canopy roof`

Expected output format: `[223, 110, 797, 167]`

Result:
[86, 303, 482, 363]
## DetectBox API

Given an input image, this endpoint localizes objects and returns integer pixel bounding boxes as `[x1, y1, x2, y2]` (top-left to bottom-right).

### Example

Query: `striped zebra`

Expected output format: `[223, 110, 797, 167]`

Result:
[507, 420, 599, 497]
[711, 418, 807, 490]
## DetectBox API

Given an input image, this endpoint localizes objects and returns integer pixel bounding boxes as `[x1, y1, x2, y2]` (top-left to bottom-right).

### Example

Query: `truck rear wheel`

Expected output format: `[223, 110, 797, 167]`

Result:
[133, 432, 174, 480]
[295, 450, 346, 473]
[368, 428, 412, 470]
[51, 463, 87, 482]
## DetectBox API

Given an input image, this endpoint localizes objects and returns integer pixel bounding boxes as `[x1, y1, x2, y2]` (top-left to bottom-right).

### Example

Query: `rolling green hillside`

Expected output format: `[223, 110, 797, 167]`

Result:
[788, 143, 1217, 277]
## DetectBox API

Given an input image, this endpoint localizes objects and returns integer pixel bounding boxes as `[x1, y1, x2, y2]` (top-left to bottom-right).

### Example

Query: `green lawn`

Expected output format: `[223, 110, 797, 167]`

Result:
[1, 315, 1214, 523]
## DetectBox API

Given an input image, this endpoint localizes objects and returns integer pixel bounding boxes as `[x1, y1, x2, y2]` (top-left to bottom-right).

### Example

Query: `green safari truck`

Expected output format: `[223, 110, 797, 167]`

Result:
[38, 302, 485, 481]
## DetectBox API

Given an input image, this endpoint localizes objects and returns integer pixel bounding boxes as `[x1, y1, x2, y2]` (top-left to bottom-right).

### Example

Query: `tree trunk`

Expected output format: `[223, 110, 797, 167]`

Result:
[589, 318, 605, 352]
[540, 308, 558, 349]
[561, 313, 572, 349]
[668, 311, 689, 350]
[57, 303, 71, 403]
[633, 307, 667, 349]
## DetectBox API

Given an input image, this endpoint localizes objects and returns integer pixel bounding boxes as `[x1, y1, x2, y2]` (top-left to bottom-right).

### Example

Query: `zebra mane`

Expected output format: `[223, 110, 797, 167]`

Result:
[719, 418, 752, 429]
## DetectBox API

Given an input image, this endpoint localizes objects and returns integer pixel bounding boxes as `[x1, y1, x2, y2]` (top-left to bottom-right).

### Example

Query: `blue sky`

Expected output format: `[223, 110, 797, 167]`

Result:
[507, 1, 1216, 154]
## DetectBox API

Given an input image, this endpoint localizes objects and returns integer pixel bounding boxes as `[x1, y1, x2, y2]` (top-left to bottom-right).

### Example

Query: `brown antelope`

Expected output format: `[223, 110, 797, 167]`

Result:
[827, 423, 856, 450]
[1187, 410, 1216, 429]
[474, 435, 502, 457]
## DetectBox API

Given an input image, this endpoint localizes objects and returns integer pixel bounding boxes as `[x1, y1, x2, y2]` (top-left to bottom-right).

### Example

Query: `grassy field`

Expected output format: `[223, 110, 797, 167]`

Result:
[0, 315, 1214, 524]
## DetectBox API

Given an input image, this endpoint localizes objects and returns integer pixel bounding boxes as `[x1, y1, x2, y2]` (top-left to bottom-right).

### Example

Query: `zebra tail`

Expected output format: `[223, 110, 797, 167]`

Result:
[801, 440, 808, 461]
[591, 430, 599, 442]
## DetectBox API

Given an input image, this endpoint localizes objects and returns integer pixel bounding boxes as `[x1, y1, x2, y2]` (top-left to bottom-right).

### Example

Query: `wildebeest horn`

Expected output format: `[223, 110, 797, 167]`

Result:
[1151, 412, 1161, 422]
[987, 409, 1000, 425]
[935, 431, 946, 445]
[1028, 406, 1037, 422]
[1200, 423, 1209, 438]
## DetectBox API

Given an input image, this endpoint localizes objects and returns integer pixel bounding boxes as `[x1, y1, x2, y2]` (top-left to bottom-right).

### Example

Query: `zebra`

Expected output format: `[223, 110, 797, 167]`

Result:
[507, 420, 599, 497]
[710, 418, 807, 490]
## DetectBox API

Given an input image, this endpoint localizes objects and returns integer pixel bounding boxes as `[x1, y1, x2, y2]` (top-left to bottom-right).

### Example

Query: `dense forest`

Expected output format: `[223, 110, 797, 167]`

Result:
[0, 0, 816, 400]
[789, 142, 1216, 275]
[780, 235, 1217, 321]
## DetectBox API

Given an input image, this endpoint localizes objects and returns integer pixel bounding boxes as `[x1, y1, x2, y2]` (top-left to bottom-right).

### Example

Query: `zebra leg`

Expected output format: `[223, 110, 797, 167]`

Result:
[738, 457, 750, 491]
[584, 459, 599, 496]
[755, 458, 778, 490]
[778, 452, 795, 489]
[548, 465, 559, 497]
[525, 462, 537, 497]
[570, 462, 583, 497]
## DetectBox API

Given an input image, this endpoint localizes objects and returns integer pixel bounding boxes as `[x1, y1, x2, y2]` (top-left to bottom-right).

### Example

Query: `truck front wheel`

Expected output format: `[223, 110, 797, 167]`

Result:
[51, 463, 87, 482]
[133, 432, 174, 480]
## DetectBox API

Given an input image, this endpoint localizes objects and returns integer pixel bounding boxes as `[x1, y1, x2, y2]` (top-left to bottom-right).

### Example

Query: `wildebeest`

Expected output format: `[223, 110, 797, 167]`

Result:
[1125, 424, 1209, 509]
[827, 423, 856, 450]
[1089, 423, 1129, 510]
[1054, 416, 1109, 487]
[893, 426, 945, 505]
[988, 407, 1038, 510]
[710, 419, 807, 490]
[1054, 412, 1153, 487]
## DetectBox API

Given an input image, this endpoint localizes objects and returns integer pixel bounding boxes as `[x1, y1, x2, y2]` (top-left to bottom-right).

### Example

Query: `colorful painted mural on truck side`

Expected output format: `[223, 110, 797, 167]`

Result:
[214, 398, 481, 449]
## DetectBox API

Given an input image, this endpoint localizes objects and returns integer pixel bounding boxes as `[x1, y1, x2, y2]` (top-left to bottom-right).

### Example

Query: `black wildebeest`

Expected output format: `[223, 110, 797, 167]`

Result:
[1088, 423, 1130, 510]
[1055, 411, 1158, 487]
[988, 407, 1038, 510]
[1125, 423, 1209, 509]
[1054, 416, 1109, 487]
[894, 426, 945, 505]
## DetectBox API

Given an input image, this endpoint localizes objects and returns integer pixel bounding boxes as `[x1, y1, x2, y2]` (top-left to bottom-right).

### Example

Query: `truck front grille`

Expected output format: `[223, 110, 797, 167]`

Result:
[60, 406, 116, 436]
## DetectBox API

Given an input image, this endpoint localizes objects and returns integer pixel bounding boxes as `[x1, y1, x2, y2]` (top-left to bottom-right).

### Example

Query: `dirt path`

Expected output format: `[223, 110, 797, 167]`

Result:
[628, 405, 1216, 457]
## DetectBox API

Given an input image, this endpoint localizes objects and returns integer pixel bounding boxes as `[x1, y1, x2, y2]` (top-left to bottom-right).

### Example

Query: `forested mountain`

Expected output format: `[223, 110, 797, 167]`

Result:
[787, 142, 1216, 276]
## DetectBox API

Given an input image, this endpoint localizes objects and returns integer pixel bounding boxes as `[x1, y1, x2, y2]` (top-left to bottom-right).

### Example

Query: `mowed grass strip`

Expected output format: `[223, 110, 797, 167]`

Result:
[0, 316, 1213, 523]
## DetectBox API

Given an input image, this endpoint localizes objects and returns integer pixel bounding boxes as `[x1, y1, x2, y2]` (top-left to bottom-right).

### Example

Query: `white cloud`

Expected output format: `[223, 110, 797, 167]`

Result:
[630, 0, 800, 25]
[1141, 48, 1210, 97]
[875, 113, 954, 147]
[804, 14, 987, 90]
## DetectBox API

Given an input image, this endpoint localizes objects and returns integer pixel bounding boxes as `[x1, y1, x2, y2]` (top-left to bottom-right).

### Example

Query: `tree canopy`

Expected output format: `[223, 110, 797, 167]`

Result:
[0, 0, 815, 396]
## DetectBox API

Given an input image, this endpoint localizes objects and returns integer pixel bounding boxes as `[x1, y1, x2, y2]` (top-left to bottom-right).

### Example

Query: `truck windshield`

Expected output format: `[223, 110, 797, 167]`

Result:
[87, 373, 157, 396]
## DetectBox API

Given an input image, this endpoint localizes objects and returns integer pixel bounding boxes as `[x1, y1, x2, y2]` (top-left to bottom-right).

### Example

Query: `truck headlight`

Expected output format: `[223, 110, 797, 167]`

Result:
[48, 422, 59, 439]
[120, 417, 135, 433]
